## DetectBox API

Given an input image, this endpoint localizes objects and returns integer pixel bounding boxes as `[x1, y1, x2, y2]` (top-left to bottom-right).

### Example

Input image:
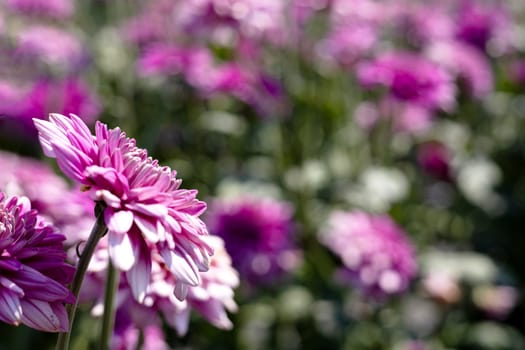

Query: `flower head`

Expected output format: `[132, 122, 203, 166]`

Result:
[357, 51, 456, 112]
[319, 211, 417, 298]
[206, 196, 300, 286]
[33, 113, 213, 302]
[0, 192, 75, 331]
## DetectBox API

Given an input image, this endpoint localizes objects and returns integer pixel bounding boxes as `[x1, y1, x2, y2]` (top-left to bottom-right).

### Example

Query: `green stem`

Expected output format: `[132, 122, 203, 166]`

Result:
[56, 203, 108, 350]
[99, 261, 120, 350]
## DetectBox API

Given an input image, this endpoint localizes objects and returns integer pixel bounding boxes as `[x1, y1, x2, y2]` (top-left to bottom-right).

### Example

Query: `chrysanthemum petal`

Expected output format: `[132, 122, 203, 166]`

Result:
[126, 241, 151, 304]
[0, 291, 22, 325]
[108, 231, 136, 271]
[105, 208, 134, 234]
[160, 248, 201, 287]
[19, 299, 66, 332]
[133, 216, 160, 244]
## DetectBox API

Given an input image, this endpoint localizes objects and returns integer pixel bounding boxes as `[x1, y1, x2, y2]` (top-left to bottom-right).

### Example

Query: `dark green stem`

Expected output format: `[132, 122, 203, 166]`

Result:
[99, 261, 120, 350]
[56, 203, 108, 350]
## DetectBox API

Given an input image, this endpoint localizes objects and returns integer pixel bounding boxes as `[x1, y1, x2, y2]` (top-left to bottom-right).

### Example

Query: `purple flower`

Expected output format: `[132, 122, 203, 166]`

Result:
[319, 211, 417, 297]
[79, 235, 238, 337]
[5, 0, 73, 19]
[357, 51, 456, 112]
[455, 0, 511, 52]
[33, 113, 213, 302]
[206, 196, 300, 286]
[0, 192, 75, 331]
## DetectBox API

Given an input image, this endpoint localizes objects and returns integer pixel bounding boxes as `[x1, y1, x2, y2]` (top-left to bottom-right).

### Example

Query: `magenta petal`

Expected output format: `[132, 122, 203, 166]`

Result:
[160, 248, 201, 287]
[105, 209, 134, 234]
[126, 202, 168, 217]
[108, 231, 136, 271]
[19, 299, 66, 332]
[53, 144, 86, 182]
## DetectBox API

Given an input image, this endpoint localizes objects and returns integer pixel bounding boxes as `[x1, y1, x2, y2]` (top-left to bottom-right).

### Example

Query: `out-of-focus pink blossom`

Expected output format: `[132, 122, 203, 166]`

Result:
[357, 51, 456, 112]
[319, 211, 417, 298]
[426, 41, 493, 98]
[5, 0, 73, 19]
[423, 273, 461, 304]
[0, 80, 26, 117]
[22, 78, 100, 124]
[206, 196, 300, 287]
[455, 0, 513, 53]
[354, 100, 434, 135]
[0, 192, 75, 331]
[34, 113, 213, 302]
[0, 150, 94, 245]
[317, 23, 377, 67]
[15, 26, 86, 70]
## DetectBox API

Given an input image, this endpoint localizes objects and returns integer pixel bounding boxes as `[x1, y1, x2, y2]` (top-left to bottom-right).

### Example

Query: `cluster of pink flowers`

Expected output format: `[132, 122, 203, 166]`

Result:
[205, 196, 301, 287]
[316, 0, 513, 133]
[79, 235, 239, 346]
[319, 211, 417, 298]
[122, 0, 289, 117]
[0, 0, 99, 135]
[0, 192, 75, 331]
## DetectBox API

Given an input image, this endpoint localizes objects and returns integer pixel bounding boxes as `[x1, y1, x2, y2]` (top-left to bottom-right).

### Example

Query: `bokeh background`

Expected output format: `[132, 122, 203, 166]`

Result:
[0, 0, 525, 349]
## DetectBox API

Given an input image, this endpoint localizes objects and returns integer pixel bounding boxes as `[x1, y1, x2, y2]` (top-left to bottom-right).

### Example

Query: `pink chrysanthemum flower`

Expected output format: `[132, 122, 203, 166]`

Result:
[33, 113, 213, 303]
[0, 192, 75, 331]
[319, 211, 417, 298]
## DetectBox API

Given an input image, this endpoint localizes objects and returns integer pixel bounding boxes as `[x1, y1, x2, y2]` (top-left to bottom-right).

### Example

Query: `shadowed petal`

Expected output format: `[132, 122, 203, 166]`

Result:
[0, 291, 22, 325]
[19, 299, 66, 332]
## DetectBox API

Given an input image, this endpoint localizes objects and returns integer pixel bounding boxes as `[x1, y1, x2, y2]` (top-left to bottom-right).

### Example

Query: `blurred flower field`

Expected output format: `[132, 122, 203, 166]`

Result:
[0, 0, 525, 349]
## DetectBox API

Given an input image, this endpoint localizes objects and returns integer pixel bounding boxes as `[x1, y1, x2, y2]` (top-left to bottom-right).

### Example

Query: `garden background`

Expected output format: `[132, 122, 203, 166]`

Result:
[0, 0, 524, 349]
